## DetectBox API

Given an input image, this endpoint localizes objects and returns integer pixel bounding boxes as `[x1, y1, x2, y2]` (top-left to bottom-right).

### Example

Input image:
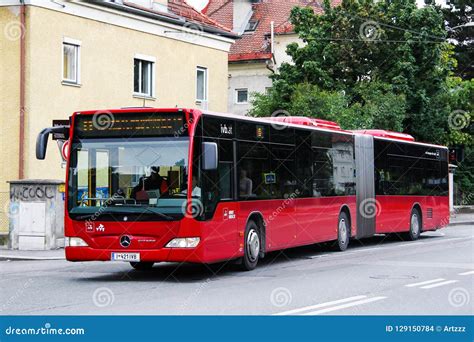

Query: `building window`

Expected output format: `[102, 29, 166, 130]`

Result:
[134, 54, 155, 97]
[62, 38, 81, 84]
[236, 89, 249, 104]
[244, 20, 259, 33]
[196, 67, 208, 103]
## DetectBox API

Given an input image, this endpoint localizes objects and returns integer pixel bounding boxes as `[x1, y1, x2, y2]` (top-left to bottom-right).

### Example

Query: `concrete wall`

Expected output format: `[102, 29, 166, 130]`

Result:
[228, 62, 272, 116]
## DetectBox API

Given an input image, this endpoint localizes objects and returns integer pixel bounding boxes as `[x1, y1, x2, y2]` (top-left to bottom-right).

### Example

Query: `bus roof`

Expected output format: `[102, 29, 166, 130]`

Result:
[72, 108, 447, 149]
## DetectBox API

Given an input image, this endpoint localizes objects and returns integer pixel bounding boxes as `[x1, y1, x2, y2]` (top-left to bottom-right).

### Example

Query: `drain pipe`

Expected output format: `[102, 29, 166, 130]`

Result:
[19, 0, 26, 179]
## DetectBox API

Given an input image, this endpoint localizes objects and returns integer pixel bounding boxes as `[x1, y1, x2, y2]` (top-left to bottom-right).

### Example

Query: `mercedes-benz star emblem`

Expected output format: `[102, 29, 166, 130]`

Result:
[120, 235, 131, 248]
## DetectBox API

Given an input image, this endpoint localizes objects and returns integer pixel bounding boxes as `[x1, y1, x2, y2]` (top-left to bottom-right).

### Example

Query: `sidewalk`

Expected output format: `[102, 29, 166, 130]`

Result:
[450, 213, 474, 226]
[0, 247, 65, 261]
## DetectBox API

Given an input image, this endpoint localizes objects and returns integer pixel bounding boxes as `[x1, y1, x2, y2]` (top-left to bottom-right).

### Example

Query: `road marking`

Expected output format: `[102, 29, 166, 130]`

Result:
[275, 295, 367, 315]
[302, 296, 387, 315]
[420, 280, 458, 289]
[405, 278, 445, 287]
[458, 270, 474, 276]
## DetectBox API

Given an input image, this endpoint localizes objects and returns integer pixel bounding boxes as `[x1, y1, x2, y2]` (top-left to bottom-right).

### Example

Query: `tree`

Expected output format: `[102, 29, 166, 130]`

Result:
[441, 0, 473, 80]
[250, 0, 473, 202]
[251, 0, 455, 144]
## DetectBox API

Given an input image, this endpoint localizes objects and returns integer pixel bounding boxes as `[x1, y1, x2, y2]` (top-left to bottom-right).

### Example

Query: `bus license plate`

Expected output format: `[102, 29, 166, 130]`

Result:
[111, 252, 140, 262]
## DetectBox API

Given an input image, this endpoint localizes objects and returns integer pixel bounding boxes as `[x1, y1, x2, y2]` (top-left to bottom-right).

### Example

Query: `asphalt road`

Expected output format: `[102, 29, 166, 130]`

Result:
[1, 225, 473, 315]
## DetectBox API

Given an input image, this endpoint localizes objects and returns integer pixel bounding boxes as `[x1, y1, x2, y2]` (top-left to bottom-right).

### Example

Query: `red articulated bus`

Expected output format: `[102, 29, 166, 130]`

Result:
[36, 108, 449, 271]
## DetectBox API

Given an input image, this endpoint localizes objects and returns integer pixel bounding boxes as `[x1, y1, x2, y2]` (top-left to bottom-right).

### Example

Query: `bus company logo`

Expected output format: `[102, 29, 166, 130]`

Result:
[120, 235, 131, 248]
[96, 224, 105, 232]
[223, 209, 229, 220]
[85, 221, 94, 233]
[223, 209, 236, 220]
[220, 124, 233, 135]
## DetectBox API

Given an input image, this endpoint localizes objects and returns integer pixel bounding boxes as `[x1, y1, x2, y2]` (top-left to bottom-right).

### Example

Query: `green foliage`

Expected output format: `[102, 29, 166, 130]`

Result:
[250, 0, 473, 201]
[251, 0, 461, 142]
[440, 0, 473, 80]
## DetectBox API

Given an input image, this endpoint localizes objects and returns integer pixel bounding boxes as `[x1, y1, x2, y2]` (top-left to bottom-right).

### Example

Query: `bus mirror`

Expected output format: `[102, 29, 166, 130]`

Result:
[36, 128, 50, 160]
[36, 126, 70, 160]
[202, 142, 218, 170]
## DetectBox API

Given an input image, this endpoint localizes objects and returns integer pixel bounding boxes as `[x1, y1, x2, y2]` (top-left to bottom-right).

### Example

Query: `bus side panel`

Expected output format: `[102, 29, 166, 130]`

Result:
[422, 195, 449, 230]
[206, 203, 241, 262]
[238, 200, 296, 252]
[375, 195, 449, 233]
[295, 196, 357, 245]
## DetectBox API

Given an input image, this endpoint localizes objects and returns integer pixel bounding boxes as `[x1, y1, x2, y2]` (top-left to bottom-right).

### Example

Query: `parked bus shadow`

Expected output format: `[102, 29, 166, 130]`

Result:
[79, 232, 443, 283]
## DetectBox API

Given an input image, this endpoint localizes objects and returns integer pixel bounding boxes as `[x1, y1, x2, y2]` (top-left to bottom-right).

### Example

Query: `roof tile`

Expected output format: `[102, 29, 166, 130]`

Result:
[207, 0, 340, 61]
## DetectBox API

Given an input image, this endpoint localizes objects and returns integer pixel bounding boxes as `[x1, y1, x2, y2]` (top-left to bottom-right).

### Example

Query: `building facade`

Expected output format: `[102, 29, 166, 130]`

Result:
[203, 0, 339, 116]
[0, 0, 236, 236]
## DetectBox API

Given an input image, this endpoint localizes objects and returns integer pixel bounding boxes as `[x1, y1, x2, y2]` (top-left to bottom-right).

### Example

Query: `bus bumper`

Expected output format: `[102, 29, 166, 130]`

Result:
[65, 246, 204, 263]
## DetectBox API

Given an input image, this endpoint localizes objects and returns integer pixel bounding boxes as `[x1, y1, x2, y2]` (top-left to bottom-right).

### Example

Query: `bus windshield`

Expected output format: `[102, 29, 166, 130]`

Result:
[68, 137, 190, 220]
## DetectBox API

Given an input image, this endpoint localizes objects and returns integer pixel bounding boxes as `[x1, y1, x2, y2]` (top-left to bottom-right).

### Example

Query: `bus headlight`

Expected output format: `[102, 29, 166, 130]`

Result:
[65, 237, 89, 247]
[165, 237, 200, 248]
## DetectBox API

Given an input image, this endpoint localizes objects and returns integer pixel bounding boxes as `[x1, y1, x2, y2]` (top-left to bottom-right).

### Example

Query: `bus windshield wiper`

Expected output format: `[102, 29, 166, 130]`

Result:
[73, 213, 113, 220]
[135, 206, 175, 221]
[72, 208, 174, 221]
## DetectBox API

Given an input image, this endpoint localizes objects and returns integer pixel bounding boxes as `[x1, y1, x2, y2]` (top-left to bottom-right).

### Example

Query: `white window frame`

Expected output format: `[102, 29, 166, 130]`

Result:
[235, 88, 249, 104]
[133, 54, 156, 98]
[196, 66, 208, 103]
[62, 37, 81, 86]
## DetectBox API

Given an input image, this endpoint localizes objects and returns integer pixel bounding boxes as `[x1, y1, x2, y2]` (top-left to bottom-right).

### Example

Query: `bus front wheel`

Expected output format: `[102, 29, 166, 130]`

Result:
[332, 212, 350, 252]
[240, 220, 261, 271]
[130, 262, 154, 271]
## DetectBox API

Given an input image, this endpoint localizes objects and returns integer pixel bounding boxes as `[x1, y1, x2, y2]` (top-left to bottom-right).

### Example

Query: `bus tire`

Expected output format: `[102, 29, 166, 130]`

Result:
[404, 208, 421, 241]
[130, 262, 154, 271]
[332, 212, 350, 251]
[240, 220, 261, 271]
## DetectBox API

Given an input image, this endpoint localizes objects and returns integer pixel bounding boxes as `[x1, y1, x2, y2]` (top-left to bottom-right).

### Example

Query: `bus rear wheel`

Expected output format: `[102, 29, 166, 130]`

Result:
[332, 212, 350, 251]
[130, 262, 154, 270]
[240, 220, 261, 271]
[404, 209, 421, 241]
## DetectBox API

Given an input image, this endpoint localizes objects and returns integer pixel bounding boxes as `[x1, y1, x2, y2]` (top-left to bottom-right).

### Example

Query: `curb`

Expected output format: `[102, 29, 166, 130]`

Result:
[0, 255, 65, 261]
[448, 221, 474, 227]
